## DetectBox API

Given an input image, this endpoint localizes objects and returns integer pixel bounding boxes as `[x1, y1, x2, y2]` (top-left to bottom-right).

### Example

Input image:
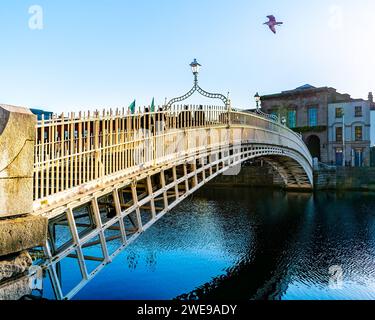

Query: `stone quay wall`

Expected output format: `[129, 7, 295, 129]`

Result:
[209, 163, 286, 189]
[314, 167, 375, 191]
[209, 163, 375, 192]
[0, 105, 48, 300]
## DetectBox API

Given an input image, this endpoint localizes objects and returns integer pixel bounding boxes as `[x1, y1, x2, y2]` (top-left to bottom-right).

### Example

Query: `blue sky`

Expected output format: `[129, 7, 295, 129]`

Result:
[1, 0, 374, 115]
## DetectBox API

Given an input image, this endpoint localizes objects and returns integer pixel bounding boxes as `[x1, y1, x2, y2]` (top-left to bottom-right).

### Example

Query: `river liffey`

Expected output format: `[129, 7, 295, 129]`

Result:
[42, 186, 375, 300]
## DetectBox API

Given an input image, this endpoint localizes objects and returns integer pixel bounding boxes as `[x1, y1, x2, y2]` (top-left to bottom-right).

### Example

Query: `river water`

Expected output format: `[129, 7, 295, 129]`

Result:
[42, 186, 375, 300]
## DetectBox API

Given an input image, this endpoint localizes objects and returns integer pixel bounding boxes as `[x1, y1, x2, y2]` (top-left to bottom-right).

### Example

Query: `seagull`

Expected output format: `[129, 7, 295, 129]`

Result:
[264, 15, 283, 34]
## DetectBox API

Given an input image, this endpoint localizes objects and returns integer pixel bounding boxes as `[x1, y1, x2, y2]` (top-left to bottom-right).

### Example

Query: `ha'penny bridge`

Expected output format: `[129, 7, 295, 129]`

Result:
[0, 60, 313, 300]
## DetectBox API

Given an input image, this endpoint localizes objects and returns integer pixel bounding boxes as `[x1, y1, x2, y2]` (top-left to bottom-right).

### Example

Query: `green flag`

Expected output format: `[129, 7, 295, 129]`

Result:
[151, 97, 155, 112]
[129, 99, 136, 114]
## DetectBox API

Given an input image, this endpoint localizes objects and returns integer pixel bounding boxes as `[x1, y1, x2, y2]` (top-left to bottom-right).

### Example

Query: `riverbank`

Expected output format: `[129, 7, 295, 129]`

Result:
[208, 164, 375, 191]
[208, 164, 285, 189]
[314, 166, 375, 191]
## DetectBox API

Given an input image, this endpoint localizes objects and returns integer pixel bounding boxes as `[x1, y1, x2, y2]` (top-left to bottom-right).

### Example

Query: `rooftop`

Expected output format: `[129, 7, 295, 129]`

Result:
[260, 84, 350, 101]
[292, 84, 316, 91]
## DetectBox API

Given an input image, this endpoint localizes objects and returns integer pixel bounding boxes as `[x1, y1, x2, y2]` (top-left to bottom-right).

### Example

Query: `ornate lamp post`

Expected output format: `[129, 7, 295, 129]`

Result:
[165, 59, 230, 111]
[281, 116, 287, 126]
[254, 92, 261, 110]
[190, 58, 201, 83]
[254, 91, 278, 122]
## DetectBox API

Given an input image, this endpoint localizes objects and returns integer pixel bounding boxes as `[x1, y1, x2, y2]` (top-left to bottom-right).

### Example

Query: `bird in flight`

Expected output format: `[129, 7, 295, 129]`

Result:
[264, 15, 283, 34]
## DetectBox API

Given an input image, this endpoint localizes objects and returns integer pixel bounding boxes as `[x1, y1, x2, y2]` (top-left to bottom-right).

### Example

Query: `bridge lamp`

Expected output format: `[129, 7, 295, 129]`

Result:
[190, 59, 201, 83]
[254, 92, 261, 110]
[281, 116, 287, 126]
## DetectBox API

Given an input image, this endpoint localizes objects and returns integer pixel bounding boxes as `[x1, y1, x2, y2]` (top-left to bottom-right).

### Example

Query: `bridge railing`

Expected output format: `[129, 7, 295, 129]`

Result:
[33, 105, 311, 203]
[229, 109, 311, 161]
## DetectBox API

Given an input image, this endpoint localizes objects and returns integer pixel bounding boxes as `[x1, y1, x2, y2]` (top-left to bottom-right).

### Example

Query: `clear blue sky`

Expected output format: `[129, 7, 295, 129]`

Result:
[1, 0, 374, 115]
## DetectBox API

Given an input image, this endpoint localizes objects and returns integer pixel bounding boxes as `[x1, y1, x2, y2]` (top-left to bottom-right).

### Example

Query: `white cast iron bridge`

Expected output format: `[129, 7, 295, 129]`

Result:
[25, 59, 313, 300]
[31, 104, 313, 299]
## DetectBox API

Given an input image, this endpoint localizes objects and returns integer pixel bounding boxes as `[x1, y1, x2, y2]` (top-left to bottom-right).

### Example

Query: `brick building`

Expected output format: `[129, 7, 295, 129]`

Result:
[260, 84, 354, 163]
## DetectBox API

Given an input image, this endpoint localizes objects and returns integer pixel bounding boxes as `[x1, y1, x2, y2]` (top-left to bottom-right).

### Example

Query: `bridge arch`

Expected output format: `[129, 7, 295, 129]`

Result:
[228, 143, 313, 189]
[260, 155, 312, 189]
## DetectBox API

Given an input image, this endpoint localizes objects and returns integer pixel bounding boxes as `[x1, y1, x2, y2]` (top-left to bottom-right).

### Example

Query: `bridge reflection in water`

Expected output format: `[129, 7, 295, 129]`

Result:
[39, 187, 375, 300]
[31, 105, 313, 300]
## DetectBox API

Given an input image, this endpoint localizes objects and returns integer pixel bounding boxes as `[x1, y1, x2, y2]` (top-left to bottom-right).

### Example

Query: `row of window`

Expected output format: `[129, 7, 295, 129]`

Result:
[335, 126, 363, 142]
[270, 108, 316, 128]
[271, 106, 364, 129]
[335, 106, 363, 118]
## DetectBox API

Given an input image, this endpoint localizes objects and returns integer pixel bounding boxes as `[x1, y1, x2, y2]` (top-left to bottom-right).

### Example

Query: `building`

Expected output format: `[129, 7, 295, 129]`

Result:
[370, 146, 375, 167]
[327, 98, 371, 167]
[260, 84, 351, 163]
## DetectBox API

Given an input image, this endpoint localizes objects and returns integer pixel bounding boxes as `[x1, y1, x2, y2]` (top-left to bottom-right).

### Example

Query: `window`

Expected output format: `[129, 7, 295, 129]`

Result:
[355, 106, 362, 117]
[308, 108, 318, 127]
[336, 127, 343, 142]
[288, 110, 296, 128]
[335, 108, 343, 118]
[355, 126, 363, 141]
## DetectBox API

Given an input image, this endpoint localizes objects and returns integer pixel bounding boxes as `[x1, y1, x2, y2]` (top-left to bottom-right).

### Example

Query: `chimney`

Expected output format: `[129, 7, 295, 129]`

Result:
[369, 92, 373, 103]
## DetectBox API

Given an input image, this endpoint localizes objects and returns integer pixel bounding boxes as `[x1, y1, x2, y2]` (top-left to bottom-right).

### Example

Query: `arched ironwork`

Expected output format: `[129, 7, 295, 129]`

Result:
[165, 60, 229, 109]
[255, 108, 278, 122]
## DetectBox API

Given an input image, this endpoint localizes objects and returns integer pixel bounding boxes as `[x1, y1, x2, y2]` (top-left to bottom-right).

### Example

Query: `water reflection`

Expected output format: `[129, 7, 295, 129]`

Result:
[42, 187, 375, 300]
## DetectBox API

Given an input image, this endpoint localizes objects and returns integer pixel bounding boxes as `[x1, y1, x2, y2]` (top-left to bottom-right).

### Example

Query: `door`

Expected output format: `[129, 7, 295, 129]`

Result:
[335, 148, 343, 166]
[354, 149, 362, 167]
[306, 135, 321, 161]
